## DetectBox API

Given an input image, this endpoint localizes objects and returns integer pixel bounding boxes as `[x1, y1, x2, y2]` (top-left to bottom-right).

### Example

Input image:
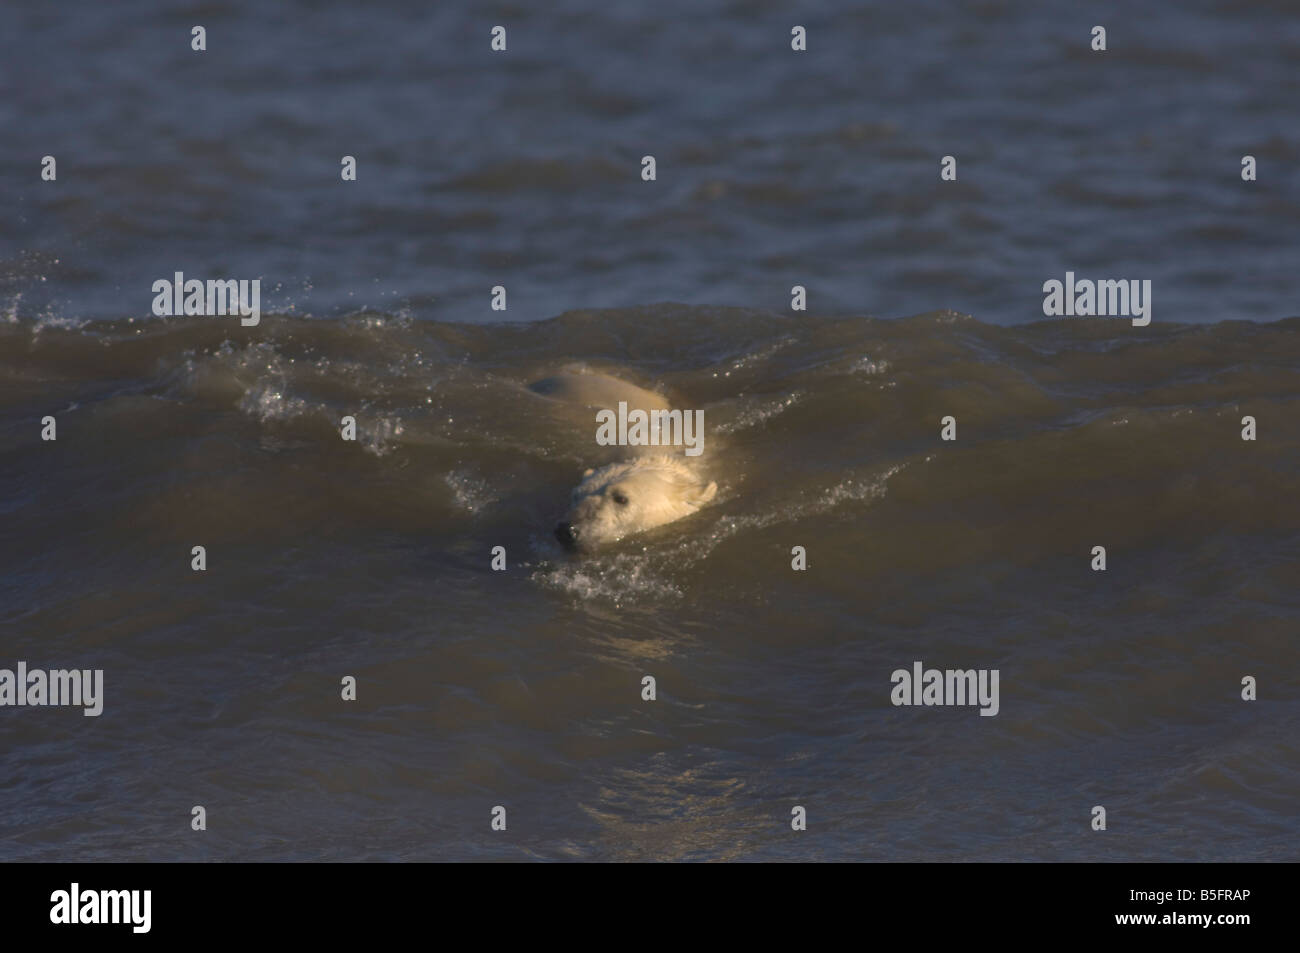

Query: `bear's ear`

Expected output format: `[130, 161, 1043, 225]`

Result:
[583, 468, 594, 477]
[689, 481, 718, 507]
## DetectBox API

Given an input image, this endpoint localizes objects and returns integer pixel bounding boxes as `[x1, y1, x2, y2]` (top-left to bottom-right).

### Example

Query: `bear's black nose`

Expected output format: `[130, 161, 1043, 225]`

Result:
[555, 522, 579, 550]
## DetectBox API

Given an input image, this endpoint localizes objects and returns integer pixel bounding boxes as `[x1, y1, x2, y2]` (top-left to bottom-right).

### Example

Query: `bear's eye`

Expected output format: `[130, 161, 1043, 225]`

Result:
[611, 491, 629, 505]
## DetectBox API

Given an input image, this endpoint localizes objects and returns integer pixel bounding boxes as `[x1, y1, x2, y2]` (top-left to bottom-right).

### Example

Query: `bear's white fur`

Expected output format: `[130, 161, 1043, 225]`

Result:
[530, 369, 717, 552]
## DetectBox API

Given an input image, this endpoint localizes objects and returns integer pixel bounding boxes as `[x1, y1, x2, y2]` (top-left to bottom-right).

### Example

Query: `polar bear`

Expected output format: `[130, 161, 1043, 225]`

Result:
[529, 370, 717, 553]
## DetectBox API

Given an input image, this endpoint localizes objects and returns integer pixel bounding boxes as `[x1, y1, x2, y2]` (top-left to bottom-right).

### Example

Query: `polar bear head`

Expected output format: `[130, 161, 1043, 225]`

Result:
[555, 456, 718, 553]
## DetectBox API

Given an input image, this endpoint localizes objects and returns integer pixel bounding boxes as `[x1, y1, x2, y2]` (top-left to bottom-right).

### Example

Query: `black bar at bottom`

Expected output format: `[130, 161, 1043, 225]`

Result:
[0, 861, 1283, 941]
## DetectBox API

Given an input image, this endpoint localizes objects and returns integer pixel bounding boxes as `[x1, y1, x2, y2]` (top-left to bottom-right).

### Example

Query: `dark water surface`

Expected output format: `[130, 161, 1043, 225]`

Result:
[4, 0, 1299, 324]
[1, 1, 1298, 861]
[2, 309, 1297, 860]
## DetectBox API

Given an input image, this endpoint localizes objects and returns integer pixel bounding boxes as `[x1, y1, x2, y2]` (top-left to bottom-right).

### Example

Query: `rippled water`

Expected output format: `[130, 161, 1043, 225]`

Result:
[5, 0, 1300, 325]
[2, 0, 1298, 861]
[1, 309, 1297, 860]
